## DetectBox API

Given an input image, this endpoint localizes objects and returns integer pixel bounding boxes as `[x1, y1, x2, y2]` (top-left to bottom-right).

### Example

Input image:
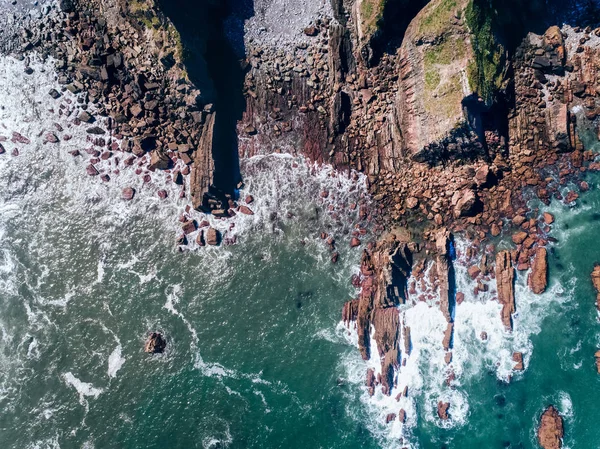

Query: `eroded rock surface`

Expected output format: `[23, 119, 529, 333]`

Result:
[537, 406, 564, 449]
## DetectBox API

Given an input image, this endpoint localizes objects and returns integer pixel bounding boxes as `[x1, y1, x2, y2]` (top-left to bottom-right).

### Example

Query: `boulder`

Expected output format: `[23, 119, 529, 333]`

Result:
[239, 205, 254, 215]
[385, 413, 396, 423]
[182, 220, 197, 235]
[149, 150, 170, 170]
[437, 401, 450, 420]
[537, 406, 563, 449]
[512, 352, 524, 371]
[350, 237, 361, 248]
[206, 227, 221, 246]
[512, 232, 528, 245]
[398, 409, 406, 423]
[144, 332, 166, 353]
[528, 247, 548, 294]
[122, 187, 135, 201]
[453, 189, 480, 218]
[442, 322, 453, 351]
[543, 212, 555, 224]
[595, 350, 600, 374]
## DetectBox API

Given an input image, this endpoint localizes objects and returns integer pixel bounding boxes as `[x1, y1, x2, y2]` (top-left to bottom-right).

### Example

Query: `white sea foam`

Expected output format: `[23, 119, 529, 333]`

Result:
[63, 372, 103, 402]
[339, 235, 575, 448]
[107, 345, 125, 378]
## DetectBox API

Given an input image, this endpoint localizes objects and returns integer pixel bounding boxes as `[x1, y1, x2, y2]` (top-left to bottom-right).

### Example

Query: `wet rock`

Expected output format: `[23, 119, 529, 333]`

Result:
[385, 413, 396, 424]
[495, 251, 515, 330]
[245, 195, 254, 204]
[480, 331, 488, 341]
[86, 164, 99, 176]
[206, 227, 221, 246]
[528, 247, 548, 294]
[239, 205, 254, 215]
[144, 332, 166, 353]
[537, 406, 563, 449]
[350, 237, 361, 248]
[442, 322, 453, 351]
[512, 352, 524, 371]
[122, 187, 135, 200]
[512, 231, 528, 245]
[398, 409, 406, 423]
[86, 126, 105, 135]
[543, 212, 555, 224]
[158, 190, 168, 199]
[595, 350, 600, 374]
[78, 111, 94, 123]
[0, 143, 4, 155]
[591, 264, 600, 311]
[437, 402, 450, 420]
[182, 220, 197, 235]
[48, 89, 61, 99]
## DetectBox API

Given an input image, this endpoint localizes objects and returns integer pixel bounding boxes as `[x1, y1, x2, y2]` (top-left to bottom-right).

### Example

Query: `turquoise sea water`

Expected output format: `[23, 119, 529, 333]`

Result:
[0, 54, 599, 449]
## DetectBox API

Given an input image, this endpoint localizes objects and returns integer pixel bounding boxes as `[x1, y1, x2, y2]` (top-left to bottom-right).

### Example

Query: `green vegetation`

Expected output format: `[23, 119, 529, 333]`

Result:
[418, 0, 459, 37]
[425, 70, 441, 90]
[360, 0, 387, 37]
[423, 38, 467, 66]
[465, 0, 507, 105]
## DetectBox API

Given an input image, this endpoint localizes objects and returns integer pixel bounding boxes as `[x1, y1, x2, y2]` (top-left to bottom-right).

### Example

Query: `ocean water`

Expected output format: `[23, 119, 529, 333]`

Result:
[0, 54, 599, 449]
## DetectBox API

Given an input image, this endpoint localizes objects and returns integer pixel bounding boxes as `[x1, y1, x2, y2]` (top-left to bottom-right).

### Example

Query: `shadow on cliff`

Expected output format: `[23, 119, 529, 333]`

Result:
[158, 0, 255, 197]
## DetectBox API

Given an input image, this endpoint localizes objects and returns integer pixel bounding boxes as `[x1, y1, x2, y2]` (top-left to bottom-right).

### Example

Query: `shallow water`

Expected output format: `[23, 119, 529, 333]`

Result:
[1, 54, 599, 449]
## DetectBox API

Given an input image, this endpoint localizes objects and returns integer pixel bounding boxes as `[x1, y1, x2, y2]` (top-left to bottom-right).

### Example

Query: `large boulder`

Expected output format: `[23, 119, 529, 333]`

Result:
[205, 227, 221, 246]
[495, 251, 515, 330]
[149, 150, 170, 170]
[437, 401, 450, 420]
[144, 332, 166, 353]
[528, 247, 548, 294]
[452, 189, 480, 218]
[537, 406, 563, 449]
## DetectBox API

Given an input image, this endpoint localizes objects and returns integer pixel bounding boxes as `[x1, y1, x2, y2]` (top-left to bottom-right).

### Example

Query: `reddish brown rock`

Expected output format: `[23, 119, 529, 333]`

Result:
[350, 237, 361, 248]
[442, 322, 453, 351]
[543, 212, 555, 224]
[453, 189, 479, 218]
[537, 406, 564, 449]
[456, 292, 465, 305]
[182, 220, 197, 235]
[385, 413, 396, 424]
[398, 408, 406, 423]
[528, 247, 548, 294]
[436, 229, 452, 322]
[406, 197, 419, 209]
[595, 350, 600, 374]
[437, 402, 450, 420]
[467, 266, 481, 280]
[512, 232, 528, 245]
[239, 205, 254, 215]
[206, 227, 220, 246]
[591, 264, 600, 311]
[342, 300, 359, 325]
[512, 352, 524, 371]
[495, 251, 515, 330]
[86, 164, 99, 176]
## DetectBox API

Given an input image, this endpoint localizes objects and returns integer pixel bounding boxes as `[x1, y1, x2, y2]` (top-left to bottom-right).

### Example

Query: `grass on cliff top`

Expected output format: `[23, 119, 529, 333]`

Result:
[423, 37, 467, 67]
[418, 0, 460, 37]
[465, 0, 507, 106]
[424, 72, 463, 124]
[360, 0, 387, 38]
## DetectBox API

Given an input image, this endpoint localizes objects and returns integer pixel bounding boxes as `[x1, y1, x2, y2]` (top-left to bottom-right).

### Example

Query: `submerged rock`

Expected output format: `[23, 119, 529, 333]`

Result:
[537, 406, 563, 449]
[144, 332, 166, 354]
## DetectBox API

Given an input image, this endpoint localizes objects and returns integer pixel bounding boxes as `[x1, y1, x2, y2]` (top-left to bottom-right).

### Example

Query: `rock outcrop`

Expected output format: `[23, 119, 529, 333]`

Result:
[144, 332, 166, 353]
[592, 264, 600, 311]
[495, 251, 515, 330]
[595, 350, 600, 374]
[529, 247, 548, 294]
[437, 401, 450, 420]
[436, 229, 452, 323]
[537, 406, 564, 449]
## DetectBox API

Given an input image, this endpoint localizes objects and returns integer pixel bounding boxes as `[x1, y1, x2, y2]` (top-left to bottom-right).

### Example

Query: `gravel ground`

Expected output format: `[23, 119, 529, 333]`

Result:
[0, 0, 56, 54]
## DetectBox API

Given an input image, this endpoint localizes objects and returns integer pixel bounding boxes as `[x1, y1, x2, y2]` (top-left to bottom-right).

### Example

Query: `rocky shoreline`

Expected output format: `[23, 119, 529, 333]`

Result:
[2, 0, 600, 441]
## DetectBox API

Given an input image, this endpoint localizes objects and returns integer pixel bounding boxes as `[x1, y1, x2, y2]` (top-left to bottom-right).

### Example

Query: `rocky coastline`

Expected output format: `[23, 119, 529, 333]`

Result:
[2, 0, 600, 441]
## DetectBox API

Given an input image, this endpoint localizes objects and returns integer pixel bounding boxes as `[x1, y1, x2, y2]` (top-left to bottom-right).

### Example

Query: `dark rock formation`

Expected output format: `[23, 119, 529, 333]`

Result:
[144, 332, 166, 353]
